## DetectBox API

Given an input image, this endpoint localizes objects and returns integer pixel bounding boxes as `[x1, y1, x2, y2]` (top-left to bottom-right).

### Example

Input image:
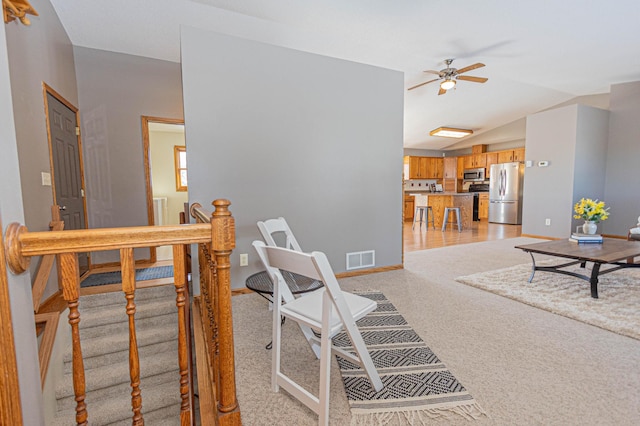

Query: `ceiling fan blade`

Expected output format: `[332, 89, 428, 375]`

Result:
[407, 78, 440, 91]
[456, 63, 485, 75]
[438, 87, 447, 95]
[457, 75, 488, 83]
[423, 70, 442, 76]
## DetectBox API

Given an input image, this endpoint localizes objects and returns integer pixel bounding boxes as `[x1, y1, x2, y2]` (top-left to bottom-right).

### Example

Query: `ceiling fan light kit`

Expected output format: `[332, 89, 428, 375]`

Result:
[430, 127, 473, 138]
[440, 79, 456, 90]
[408, 59, 487, 95]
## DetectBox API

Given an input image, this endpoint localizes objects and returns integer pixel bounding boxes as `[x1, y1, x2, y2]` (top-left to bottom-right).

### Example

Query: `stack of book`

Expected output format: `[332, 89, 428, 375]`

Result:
[569, 233, 603, 244]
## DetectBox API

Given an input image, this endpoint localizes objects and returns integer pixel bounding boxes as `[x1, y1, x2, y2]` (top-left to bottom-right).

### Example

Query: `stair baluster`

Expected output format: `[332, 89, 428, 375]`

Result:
[120, 247, 144, 425]
[59, 252, 88, 426]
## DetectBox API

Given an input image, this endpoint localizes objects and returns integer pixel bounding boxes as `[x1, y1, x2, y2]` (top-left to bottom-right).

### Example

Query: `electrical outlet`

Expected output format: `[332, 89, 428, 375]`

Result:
[545, 218, 551, 226]
[239, 253, 248, 266]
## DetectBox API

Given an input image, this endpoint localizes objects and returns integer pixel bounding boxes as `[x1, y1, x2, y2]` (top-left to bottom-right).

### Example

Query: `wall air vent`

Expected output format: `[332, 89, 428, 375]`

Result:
[346, 250, 375, 271]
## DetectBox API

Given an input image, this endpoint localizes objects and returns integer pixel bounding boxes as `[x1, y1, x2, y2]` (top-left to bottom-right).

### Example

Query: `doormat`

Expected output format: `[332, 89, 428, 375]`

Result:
[333, 291, 486, 425]
[80, 266, 174, 288]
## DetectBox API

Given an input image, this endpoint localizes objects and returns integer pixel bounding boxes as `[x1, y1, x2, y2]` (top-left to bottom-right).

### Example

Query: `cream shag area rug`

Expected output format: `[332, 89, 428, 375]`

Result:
[455, 263, 640, 340]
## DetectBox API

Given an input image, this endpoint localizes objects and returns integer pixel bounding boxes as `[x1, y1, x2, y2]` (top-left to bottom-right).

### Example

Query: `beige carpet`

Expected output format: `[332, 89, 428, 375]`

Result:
[233, 237, 640, 425]
[455, 262, 640, 340]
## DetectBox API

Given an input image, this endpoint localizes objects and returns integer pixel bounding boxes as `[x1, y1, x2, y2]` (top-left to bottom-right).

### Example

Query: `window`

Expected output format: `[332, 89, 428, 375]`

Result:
[174, 145, 187, 191]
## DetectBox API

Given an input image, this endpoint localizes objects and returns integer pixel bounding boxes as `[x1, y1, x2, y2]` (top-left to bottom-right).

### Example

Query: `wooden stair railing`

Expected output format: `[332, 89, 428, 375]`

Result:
[189, 201, 240, 426]
[32, 205, 64, 313]
[30, 205, 65, 389]
[4, 199, 240, 426]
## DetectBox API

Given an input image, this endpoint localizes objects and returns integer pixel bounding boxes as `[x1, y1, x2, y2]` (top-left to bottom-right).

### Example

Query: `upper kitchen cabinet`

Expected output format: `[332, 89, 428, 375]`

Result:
[407, 156, 427, 178]
[443, 157, 457, 179]
[471, 154, 486, 168]
[497, 148, 526, 163]
[457, 157, 465, 179]
[429, 157, 444, 179]
[462, 153, 487, 169]
[404, 156, 443, 179]
[513, 148, 525, 162]
[485, 152, 498, 178]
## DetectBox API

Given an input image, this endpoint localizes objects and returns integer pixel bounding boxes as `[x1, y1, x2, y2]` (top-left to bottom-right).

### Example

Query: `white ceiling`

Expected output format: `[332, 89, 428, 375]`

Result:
[49, 0, 640, 150]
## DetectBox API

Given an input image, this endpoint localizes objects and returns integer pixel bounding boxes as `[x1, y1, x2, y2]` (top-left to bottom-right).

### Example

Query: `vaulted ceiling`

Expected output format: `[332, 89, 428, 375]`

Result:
[50, 0, 640, 150]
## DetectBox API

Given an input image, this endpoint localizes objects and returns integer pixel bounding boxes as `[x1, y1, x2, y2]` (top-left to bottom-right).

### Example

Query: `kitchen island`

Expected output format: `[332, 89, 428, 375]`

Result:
[407, 192, 474, 229]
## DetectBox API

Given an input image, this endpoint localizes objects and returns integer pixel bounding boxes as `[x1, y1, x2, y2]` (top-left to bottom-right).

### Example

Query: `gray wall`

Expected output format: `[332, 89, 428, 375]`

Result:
[5, 0, 78, 301]
[522, 106, 579, 237]
[522, 104, 609, 238]
[74, 47, 184, 263]
[181, 28, 404, 288]
[1, 13, 44, 425]
[602, 81, 640, 235]
[571, 105, 609, 232]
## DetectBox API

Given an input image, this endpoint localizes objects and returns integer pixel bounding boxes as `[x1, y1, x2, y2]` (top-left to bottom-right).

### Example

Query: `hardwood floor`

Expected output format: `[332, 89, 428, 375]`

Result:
[404, 219, 522, 252]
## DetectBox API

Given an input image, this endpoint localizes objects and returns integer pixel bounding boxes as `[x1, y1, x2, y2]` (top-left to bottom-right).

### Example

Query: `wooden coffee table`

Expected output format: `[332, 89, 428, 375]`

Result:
[515, 238, 640, 298]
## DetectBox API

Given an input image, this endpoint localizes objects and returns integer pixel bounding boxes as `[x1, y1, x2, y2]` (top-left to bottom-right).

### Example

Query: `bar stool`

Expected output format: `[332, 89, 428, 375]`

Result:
[412, 194, 435, 230]
[442, 207, 462, 232]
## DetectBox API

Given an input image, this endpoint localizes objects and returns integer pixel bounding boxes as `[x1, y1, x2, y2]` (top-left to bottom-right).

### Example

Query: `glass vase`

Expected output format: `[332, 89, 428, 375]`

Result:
[582, 221, 597, 235]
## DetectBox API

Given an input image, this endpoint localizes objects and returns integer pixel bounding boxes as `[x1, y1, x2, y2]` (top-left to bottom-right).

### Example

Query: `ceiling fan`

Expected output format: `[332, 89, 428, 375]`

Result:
[408, 59, 488, 95]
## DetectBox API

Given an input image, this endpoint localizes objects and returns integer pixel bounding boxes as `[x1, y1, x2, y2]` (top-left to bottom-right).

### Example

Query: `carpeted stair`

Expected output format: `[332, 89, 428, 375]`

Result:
[50, 285, 185, 425]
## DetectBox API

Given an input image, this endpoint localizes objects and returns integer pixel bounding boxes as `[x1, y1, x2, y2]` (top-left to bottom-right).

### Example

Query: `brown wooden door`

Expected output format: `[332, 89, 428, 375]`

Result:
[47, 93, 89, 274]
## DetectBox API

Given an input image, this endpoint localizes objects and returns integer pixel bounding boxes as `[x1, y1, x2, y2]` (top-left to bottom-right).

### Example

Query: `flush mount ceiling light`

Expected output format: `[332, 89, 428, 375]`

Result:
[429, 127, 473, 138]
[440, 78, 456, 91]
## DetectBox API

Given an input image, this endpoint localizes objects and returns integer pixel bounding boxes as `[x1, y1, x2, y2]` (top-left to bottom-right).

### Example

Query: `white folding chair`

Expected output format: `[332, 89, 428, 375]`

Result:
[255, 217, 323, 357]
[255, 242, 384, 425]
[257, 217, 303, 252]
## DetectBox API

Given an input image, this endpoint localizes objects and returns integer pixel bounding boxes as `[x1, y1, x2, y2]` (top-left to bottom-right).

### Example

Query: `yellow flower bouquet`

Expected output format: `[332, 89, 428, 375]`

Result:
[573, 198, 610, 223]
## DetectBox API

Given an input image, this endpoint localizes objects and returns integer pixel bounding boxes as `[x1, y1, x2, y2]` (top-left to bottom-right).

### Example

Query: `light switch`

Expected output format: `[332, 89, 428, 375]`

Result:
[41, 172, 51, 186]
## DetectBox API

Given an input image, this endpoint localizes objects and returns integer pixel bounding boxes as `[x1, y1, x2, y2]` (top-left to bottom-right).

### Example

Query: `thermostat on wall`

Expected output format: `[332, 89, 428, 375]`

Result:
[538, 160, 550, 167]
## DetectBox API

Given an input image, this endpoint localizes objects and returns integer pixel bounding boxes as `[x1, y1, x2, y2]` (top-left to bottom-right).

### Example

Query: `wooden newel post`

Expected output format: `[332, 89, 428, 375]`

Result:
[209, 199, 239, 418]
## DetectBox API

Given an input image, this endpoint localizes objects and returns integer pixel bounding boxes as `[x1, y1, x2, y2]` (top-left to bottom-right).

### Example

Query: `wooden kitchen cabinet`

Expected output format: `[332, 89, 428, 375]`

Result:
[513, 148, 525, 162]
[498, 150, 514, 163]
[405, 156, 443, 179]
[485, 152, 498, 178]
[497, 148, 525, 163]
[404, 195, 415, 221]
[472, 154, 486, 168]
[457, 156, 465, 179]
[428, 157, 444, 179]
[408, 156, 426, 178]
[443, 157, 457, 179]
[462, 153, 488, 169]
[463, 155, 473, 169]
[478, 193, 489, 220]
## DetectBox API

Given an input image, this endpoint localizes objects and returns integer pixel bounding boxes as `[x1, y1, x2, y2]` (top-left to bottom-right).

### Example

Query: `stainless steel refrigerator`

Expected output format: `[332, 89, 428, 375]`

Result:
[489, 162, 524, 224]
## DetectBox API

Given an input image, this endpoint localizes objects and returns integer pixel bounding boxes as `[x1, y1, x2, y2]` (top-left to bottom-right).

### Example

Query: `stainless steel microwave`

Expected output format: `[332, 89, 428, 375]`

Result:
[463, 168, 485, 181]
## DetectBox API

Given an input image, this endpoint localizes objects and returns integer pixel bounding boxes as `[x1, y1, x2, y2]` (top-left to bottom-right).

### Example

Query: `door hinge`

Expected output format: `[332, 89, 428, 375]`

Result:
[75, 127, 80, 136]
[81, 189, 85, 197]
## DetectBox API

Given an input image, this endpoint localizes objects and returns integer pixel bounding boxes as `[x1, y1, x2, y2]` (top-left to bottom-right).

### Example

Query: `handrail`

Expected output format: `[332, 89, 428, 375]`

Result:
[5, 223, 211, 274]
[4, 199, 240, 425]
[34, 311, 60, 387]
[190, 202, 211, 223]
[32, 206, 64, 313]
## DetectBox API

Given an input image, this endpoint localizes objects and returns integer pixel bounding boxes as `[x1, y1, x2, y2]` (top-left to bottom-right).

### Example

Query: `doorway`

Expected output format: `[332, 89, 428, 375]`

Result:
[142, 116, 187, 262]
[44, 84, 90, 275]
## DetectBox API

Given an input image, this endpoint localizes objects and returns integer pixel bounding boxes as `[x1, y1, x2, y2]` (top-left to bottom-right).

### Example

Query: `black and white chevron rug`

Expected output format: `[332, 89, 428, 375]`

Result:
[333, 291, 486, 425]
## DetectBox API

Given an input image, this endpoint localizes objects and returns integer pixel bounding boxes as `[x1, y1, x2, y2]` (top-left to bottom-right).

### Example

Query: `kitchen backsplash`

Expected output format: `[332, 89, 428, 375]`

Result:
[403, 179, 437, 191]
